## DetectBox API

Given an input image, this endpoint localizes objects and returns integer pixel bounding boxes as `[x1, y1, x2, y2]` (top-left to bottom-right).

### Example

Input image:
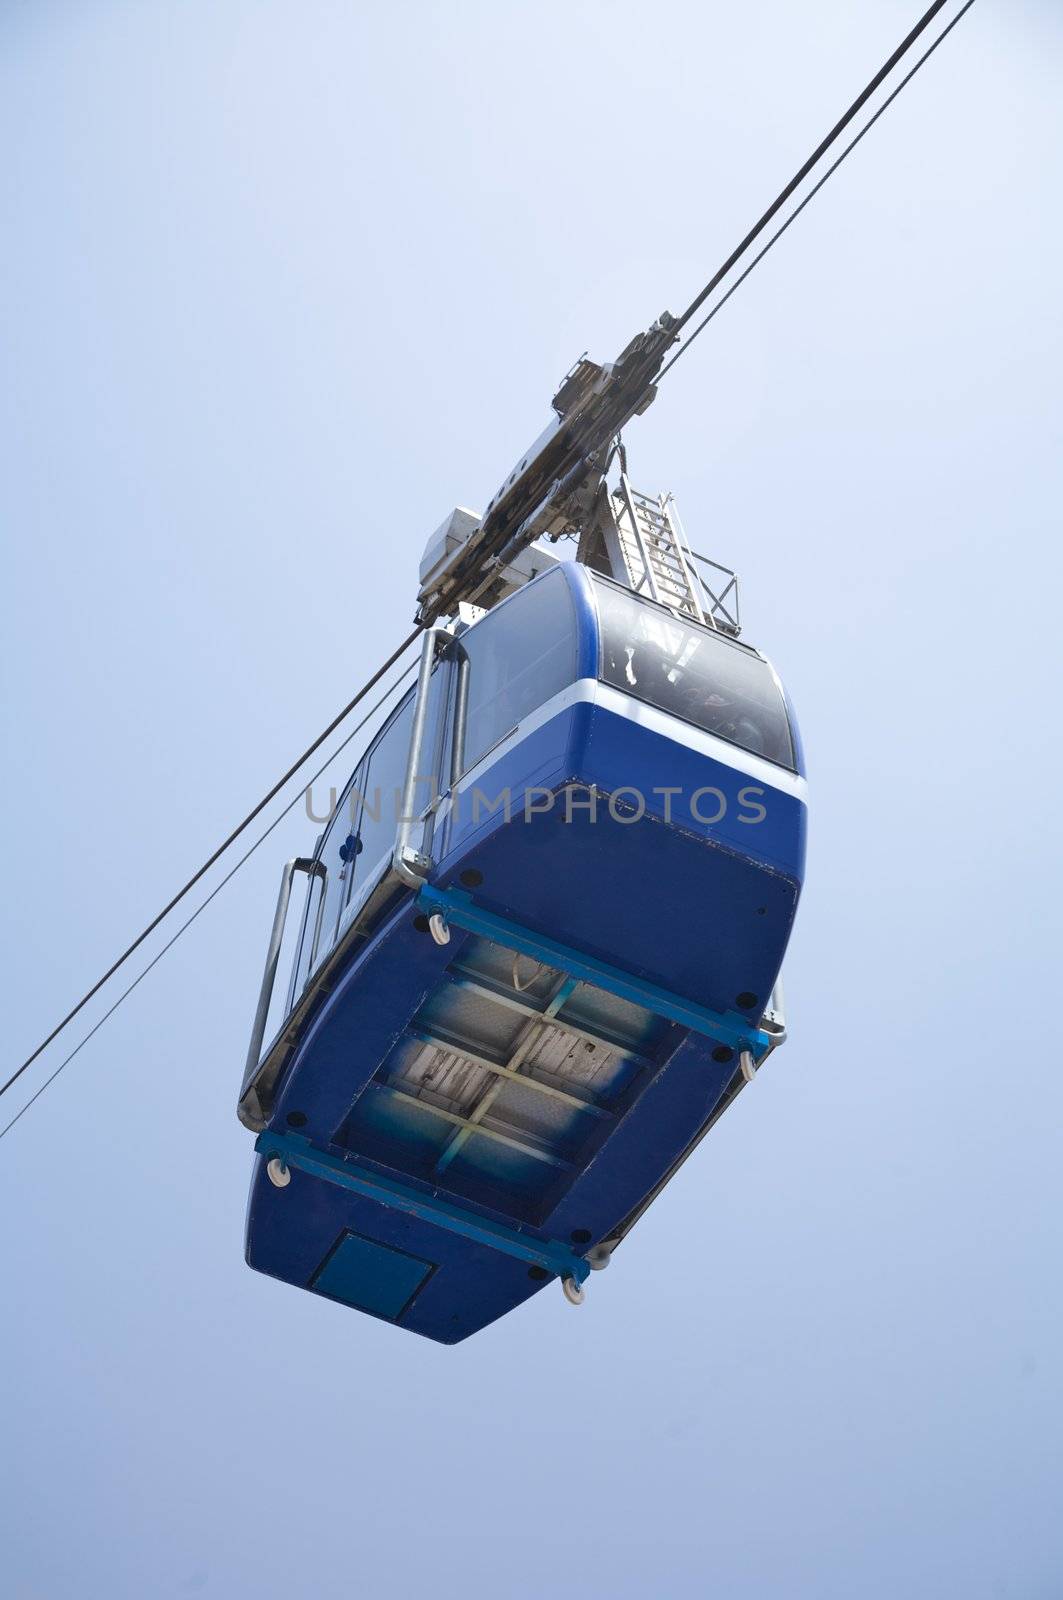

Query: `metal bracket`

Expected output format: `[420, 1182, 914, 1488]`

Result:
[417, 883, 773, 1060]
[254, 1131, 591, 1286]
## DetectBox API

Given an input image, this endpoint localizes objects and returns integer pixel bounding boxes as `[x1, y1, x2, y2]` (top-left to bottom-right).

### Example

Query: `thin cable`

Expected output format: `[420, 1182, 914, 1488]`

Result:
[0, 661, 420, 1143]
[2, 626, 423, 1102]
[671, 0, 951, 339]
[659, 0, 976, 381]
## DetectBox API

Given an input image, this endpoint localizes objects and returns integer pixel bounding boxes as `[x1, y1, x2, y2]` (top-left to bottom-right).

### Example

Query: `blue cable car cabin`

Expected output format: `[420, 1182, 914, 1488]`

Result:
[240, 556, 806, 1343]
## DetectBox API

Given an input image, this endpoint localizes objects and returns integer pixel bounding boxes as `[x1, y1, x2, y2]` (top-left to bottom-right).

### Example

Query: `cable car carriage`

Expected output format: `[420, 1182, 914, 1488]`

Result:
[239, 494, 805, 1344]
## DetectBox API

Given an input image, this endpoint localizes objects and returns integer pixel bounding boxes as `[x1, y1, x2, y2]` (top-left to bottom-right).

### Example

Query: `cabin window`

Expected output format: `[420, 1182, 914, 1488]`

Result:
[345, 691, 417, 903]
[457, 566, 577, 774]
[593, 578, 795, 770]
[313, 761, 368, 964]
[286, 869, 324, 1013]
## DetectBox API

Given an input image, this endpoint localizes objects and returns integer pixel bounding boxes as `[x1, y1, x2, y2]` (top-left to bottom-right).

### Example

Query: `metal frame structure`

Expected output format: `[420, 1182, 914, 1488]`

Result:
[254, 1131, 593, 1287]
[602, 474, 741, 633]
[666, 496, 742, 634]
[416, 884, 773, 1061]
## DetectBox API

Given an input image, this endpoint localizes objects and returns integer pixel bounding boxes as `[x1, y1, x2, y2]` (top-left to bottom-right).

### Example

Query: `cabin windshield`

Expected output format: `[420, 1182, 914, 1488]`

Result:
[593, 577, 795, 770]
[456, 564, 577, 775]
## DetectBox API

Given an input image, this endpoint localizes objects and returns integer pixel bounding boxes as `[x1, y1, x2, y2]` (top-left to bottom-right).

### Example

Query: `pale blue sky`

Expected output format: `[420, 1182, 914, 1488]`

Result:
[2, 3, 1061, 1596]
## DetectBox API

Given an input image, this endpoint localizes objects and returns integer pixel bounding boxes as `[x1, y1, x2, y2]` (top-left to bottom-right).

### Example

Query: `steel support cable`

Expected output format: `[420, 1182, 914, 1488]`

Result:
[1, 626, 423, 1104]
[0, 658, 421, 1142]
[669, 0, 954, 345]
[659, 0, 977, 382]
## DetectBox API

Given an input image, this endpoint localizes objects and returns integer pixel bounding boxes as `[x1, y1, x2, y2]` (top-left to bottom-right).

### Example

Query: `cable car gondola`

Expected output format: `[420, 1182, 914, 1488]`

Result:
[8, 3, 1000, 1344]
[238, 326, 805, 1342]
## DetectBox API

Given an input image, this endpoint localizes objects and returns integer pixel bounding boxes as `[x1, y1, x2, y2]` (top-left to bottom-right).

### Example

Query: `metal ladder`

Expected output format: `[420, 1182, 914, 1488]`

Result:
[612, 474, 708, 623]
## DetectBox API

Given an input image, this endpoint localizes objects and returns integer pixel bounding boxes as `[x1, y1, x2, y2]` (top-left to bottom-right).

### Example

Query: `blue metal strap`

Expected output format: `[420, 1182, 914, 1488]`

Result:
[256, 1131, 591, 1285]
[417, 883, 772, 1057]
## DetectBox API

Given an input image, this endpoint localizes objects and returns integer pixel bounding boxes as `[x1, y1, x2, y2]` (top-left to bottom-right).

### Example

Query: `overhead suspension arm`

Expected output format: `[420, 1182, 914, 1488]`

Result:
[414, 314, 678, 625]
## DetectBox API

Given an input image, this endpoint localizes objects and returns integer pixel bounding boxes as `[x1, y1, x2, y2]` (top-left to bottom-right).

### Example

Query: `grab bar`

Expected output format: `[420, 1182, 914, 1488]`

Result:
[450, 645, 470, 788]
[393, 627, 449, 887]
[244, 857, 325, 1082]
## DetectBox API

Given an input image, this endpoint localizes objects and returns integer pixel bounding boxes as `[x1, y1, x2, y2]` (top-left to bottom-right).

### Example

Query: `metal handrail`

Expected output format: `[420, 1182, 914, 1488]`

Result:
[687, 547, 740, 633]
[244, 857, 326, 1086]
[393, 626, 450, 887]
[450, 646, 470, 789]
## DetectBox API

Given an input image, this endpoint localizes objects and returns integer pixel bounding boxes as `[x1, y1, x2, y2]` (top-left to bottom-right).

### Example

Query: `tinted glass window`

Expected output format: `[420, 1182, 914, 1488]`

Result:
[291, 661, 452, 996]
[346, 692, 416, 905]
[458, 566, 577, 773]
[286, 870, 324, 1011]
[312, 763, 366, 964]
[594, 578, 794, 769]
